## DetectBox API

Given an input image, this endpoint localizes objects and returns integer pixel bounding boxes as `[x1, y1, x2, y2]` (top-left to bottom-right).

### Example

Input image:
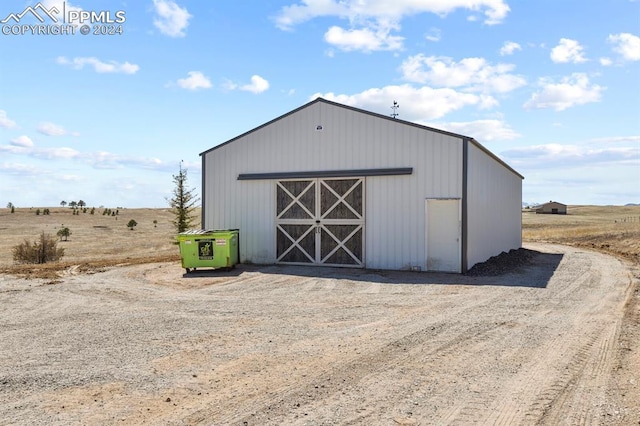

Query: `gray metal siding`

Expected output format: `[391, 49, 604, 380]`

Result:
[203, 100, 463, 269]
[466, 142, 523, 268]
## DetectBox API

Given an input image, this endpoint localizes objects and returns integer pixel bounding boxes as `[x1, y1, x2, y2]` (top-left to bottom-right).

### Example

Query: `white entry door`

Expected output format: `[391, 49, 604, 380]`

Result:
[276, 178, 364, 267]
[426, 198, 461, 272]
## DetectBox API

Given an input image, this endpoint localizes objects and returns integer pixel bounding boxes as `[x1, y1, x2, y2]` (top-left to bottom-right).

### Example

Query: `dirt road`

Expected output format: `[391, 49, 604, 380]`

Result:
[0, 243, 637, 425]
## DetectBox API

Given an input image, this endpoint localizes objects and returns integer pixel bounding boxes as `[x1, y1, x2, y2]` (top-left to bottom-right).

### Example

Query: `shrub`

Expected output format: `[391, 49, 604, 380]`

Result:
[127, 219, 137, 230]
[56, 227, 72, 241]
[12, 232, 65, 264]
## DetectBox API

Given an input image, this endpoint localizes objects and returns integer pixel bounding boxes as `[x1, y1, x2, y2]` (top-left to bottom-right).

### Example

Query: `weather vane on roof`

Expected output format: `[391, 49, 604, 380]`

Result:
[390, 101, 399, 119]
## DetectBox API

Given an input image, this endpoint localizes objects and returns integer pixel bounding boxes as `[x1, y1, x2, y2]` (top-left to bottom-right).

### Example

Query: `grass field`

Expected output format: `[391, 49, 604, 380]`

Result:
[1, 205, 638, 277]
[0, 207, 200, 277]
[522, 205, 640, 265]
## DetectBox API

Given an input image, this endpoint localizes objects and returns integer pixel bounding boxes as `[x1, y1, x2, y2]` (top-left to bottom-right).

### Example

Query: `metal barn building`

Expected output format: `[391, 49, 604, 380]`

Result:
[200, 98, 523, 273]
[536, 201, 567, 215]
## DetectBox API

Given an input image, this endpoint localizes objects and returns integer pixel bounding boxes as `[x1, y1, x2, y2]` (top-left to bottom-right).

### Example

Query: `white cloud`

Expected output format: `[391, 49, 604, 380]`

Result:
[524, 73, 604, 111]
[500, 41, 521, 56]
[599, 57, 613, 66]
[312, 84, 488, 120]
[608, 32, 640, 61]
[274, 0, 509, 52]
[550, 38, 587, 63]
[400, 54, 526, 94]
[0, 162, 46, 177]
[176, 71, 212, 90]
[274, 0, 510, 30]
[0, 110, 17, 129]
[37, 122, 67, 136]
[324, 24, 404, 52]
[0, 141, 176, 172]
[57, 56, 139, 74]
[10, 135, 34, 147]
[433, 119, 521, 141]
[425, 28, 441, 42]
[588, 135, 640, 144]
[501, 143, 639, 168]
[240, 75, 270, 94]
[225, 75, 270, 94]
[152, 0, 192, 37]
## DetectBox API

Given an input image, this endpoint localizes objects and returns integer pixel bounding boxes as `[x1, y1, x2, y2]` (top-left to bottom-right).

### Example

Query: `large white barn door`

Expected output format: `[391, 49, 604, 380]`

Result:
[276, 178, 364, 267]
[426, 198, 461, 272]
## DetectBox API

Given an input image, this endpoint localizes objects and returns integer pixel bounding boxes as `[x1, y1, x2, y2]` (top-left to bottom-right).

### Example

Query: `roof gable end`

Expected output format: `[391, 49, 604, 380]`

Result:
[200, 97, 523, 180]
[199, 97, 472, 157]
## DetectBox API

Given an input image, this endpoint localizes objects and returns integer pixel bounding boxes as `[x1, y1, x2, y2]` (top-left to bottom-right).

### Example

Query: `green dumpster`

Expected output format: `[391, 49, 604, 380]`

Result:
[177, 229, 239, 273]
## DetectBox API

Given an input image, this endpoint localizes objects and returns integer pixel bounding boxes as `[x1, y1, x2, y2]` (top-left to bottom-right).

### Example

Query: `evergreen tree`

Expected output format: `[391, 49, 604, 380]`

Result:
[168, 163, 199, 233]
[57, 227, 71, 241]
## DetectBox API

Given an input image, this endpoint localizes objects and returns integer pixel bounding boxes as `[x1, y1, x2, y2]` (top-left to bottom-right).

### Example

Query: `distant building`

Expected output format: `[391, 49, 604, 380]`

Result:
[536, 201, 567, 215]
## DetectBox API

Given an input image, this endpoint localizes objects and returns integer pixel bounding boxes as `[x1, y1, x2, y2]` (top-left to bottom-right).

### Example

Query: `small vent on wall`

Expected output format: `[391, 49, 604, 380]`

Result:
[315, 125, 323, 131]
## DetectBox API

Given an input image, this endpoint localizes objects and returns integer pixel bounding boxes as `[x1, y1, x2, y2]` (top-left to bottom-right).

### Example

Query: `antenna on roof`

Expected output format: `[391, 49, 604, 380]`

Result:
[390, 101, 399, 119]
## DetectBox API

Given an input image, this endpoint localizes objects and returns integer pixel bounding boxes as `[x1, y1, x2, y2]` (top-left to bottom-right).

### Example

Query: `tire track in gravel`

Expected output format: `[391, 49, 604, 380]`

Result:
[232, 283, 530, 425]
[525, 327, 615, 425]
[526, 259, 627, 425]
[431, 247, 595, 425]
[485, 250, 629, 426]
[417, 247, 627, 426]
[230, 322, 501, 426]
[137, 247, 628, 425]
[181, 286, 507, 425]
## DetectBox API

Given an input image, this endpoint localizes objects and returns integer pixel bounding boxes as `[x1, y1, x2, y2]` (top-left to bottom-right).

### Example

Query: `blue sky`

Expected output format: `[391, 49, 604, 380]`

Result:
[0, 0, 638, 208]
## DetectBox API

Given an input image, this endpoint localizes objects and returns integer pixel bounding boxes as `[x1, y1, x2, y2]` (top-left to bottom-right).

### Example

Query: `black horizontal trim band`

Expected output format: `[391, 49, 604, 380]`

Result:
[238, 167, 413, 181]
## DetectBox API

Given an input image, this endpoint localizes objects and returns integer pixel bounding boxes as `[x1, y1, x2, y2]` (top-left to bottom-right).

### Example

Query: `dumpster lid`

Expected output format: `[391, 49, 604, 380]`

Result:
[178, 229, 239, 235]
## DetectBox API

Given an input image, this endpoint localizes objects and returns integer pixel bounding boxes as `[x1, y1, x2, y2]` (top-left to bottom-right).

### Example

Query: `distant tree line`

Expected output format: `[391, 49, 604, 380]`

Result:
[60, 200, 87, 208]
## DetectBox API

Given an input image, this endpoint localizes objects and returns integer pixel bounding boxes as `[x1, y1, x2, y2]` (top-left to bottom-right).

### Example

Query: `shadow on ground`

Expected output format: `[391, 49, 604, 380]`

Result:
[181, 249, 564, 289]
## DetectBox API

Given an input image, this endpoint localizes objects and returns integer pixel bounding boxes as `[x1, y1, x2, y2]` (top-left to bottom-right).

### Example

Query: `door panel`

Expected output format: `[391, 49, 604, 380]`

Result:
[320, 225, 363, 265]
[276, 224, 315, 263]
[426, 198, 461, 272]
[277, 178, 364, 267]
[277, 180, 315, 220]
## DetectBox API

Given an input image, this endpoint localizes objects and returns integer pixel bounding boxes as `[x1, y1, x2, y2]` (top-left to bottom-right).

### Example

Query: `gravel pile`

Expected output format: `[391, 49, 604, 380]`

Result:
[465, 248, 537, 276]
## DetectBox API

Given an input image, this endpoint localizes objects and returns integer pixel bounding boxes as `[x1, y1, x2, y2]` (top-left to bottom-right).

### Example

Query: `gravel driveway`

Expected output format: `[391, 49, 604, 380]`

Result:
[0, 242, 636, 425]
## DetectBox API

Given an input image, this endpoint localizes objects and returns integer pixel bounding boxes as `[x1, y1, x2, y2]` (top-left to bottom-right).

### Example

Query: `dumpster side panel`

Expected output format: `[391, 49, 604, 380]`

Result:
[177, 235, 203, 269]
[178, 230, 240, 270]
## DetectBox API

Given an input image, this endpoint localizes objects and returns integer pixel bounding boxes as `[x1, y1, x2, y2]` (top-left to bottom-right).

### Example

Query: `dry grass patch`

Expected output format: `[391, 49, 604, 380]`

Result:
[0, 207, 199, 277]
[523, 205, 640, 265]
